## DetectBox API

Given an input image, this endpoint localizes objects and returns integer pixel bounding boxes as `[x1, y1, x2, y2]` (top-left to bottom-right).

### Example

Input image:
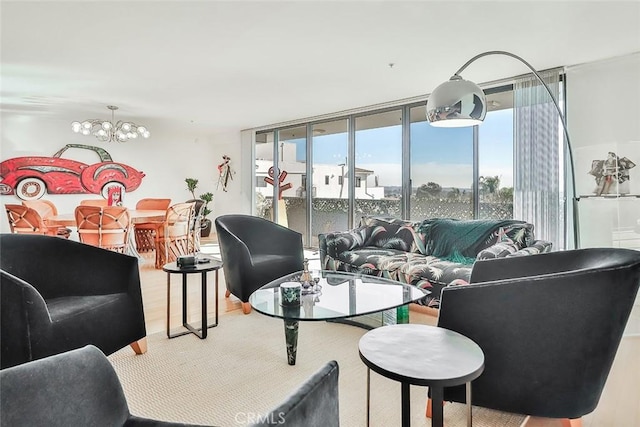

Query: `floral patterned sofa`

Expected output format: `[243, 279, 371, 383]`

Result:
[318, 216, 553, 307]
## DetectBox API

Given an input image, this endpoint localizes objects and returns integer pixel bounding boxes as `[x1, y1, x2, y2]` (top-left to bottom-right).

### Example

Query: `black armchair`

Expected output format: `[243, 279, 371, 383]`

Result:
[215, 215, 304, 314]
[0, 345, 340, 427]
[427, 248, 640, 426]
[0, 233, 147, 369]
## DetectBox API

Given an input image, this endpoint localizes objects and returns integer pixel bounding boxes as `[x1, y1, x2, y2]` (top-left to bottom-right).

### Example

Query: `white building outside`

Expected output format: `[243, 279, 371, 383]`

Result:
[256, 142, 384, 199]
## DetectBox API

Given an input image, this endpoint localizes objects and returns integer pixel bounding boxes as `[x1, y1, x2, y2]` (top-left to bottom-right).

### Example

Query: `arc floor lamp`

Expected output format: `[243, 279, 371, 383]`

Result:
[426, 50, 579, 249]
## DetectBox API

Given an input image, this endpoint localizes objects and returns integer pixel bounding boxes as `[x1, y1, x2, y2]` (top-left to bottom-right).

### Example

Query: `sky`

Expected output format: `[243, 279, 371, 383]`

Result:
[292, 108, 514, 189]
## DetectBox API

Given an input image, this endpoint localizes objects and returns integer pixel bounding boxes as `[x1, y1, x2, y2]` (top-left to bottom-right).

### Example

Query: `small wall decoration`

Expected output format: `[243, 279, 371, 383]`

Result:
[107, 185, 124, 206]
[217, 155, 234, 192]
[0, 143, 145, 201]
[588, 151, 636, 196]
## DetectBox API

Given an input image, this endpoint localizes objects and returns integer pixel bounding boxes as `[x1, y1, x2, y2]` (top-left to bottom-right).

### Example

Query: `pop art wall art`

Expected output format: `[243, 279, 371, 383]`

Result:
[0, 144, 145, 200]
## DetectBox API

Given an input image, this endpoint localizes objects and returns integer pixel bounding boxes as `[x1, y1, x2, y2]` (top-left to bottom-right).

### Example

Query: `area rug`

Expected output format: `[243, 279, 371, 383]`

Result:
[109, 310, 527, 427]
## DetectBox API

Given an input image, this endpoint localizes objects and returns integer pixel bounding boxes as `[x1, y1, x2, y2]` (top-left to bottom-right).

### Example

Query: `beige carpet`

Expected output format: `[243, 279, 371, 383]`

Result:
[109, 309, 527, 427]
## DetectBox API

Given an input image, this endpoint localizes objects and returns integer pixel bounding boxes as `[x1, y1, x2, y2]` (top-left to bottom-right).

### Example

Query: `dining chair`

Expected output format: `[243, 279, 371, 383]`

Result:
[185, 198, 205, 253]
[75, 205, 131, 253]
[79, 199, 109, 207]
[5, 204, 59, 236]
[133, 198, 171, 253]
[22, 200, 71, 238]
[155, 202, 195, 269]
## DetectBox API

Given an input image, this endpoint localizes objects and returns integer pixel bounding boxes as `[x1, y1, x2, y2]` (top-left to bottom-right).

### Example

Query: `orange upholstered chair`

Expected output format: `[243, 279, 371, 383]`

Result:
[75, 205, 131, 253]
[133, 198, 171, 253]
[5, 204, 58, 236]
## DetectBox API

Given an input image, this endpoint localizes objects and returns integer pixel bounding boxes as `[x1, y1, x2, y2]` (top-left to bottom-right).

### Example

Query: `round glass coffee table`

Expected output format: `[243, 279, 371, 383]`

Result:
[249, 270, 429, 365]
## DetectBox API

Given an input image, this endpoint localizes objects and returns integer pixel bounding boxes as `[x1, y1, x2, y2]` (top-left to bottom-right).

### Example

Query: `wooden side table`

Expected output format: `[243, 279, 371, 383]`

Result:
[358, 324, 484, 427]
[162, 259, 223, 339]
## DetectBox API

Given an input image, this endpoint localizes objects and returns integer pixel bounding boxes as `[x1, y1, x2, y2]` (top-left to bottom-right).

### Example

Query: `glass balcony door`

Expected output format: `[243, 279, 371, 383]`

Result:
[310, 119, 349, 247]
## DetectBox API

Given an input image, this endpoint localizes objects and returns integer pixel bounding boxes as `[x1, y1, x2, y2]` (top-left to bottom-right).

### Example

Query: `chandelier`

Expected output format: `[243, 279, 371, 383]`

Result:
[71, 105, 150, 142]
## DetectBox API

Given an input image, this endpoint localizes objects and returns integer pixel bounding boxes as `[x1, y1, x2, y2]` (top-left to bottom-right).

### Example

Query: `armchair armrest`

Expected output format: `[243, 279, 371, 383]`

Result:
[244, 221, 303, 257]
[251, 360, 339, 427]
[0, 271, 52, 367]
[470, 247, 585, 284]
[216, 222, 253, 270]
[0, 345, 130, 426]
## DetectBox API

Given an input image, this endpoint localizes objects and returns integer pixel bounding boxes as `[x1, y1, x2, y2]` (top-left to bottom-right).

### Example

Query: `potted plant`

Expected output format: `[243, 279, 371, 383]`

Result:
[199, 192, 214, 237]
[185, 178, 199, 199]
[185, 178, 214, 237]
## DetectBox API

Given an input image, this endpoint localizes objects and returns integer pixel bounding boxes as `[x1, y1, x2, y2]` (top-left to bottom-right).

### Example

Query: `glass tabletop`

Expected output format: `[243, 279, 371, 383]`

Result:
[249, 270, 429, 321]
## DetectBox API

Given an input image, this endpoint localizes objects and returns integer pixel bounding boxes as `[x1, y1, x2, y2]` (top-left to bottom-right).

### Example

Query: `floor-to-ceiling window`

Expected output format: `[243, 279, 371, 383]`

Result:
[310, 119, 349, 247]
[254, 84, 523, 250]
[255, 126, 310, 244]
[409, 104, 474, 220]
[478, 87, 514, 219]
[354, 110, 403, 223]
[255, 131, 274, 220]
[276, 125, 308, 244]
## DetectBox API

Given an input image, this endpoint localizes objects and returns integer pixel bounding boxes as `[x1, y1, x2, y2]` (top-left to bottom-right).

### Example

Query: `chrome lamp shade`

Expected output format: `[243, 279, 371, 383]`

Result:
[426, 75, 486, 127]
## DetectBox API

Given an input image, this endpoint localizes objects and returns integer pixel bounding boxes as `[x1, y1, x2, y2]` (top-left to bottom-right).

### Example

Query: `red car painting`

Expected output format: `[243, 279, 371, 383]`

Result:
[0, 144, 145, 200]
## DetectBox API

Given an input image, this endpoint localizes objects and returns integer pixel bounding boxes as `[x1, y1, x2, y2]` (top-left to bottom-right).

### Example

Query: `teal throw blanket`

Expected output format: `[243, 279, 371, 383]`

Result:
[418, 218, 518, 264]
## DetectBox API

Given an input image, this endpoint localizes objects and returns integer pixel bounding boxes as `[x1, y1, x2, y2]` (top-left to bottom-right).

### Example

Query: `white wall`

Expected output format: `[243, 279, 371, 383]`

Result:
[0, 114, 248, 233]
[566, 52, 640, 249]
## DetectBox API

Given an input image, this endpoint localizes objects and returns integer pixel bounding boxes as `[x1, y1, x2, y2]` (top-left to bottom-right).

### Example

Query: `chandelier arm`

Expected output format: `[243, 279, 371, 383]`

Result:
[72, 105, 149, 143]
[454, 50, 578, 248]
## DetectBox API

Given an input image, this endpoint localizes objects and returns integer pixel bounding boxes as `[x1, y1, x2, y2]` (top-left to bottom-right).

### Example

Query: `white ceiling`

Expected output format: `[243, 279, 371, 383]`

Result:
[2, 1, 639, 135]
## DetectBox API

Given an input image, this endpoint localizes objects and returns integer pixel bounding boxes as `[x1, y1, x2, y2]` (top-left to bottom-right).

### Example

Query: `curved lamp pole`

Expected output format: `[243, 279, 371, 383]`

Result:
[426, 50, 579, 249]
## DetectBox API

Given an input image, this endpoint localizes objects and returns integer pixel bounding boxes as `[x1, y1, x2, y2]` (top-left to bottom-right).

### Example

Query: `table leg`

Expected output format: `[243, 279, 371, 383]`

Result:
[212, 270, 219, 327]
[284, 319, 299, 365]
[401, 382, 411, 427]
[366, 368, 371, 427]
[431, 386, 444, 427]
[200, 271, 208, 339]
[166, 273, 171, 338]
[167, 270, 219, 339]
[167, 273, 193, 339]
[181, 273, 188, 326]
[466, 382, 472, 427]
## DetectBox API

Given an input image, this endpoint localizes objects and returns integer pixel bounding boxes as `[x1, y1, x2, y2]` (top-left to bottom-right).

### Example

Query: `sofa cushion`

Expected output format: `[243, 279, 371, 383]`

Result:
[507, 240, 553, 257]
[499, 222, 536, 249]
[333, 247, 411, 276]
[397, 254, 473, 288]
[476, 241, 520, 260]
[359, 216, 418, 252]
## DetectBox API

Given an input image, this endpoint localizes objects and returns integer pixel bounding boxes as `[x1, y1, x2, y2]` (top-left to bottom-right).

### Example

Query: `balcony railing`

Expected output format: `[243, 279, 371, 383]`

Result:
[258, 196, 514, 248]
